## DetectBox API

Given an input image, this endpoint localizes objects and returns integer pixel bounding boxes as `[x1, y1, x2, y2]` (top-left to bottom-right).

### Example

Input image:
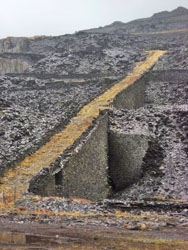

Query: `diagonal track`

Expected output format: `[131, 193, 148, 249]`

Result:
[0, 50, 166, 211]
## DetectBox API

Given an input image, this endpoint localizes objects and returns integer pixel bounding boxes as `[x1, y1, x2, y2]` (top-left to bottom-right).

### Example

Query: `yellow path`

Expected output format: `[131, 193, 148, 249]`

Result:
[0, 50, 166, 210]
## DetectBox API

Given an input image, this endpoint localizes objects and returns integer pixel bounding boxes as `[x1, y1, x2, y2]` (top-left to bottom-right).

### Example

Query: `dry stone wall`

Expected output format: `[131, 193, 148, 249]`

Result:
[28, 73, 149, 200]
[112, 75, 146, 109]
[29, 112, 109, 201]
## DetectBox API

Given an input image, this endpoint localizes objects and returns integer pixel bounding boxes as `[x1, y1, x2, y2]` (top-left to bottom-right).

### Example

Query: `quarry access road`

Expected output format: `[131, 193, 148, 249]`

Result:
[0, 50, 166, 213]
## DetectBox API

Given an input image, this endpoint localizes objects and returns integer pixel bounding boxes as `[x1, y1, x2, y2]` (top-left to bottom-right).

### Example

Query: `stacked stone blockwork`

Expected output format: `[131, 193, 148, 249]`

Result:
[29, 75, 149, 201]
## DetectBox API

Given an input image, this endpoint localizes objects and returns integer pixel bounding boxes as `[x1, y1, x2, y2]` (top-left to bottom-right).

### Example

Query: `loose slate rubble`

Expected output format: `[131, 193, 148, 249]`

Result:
[0, 34, 147, 177]
[109, 70, 188, 201]
[1, 31, 188, 178]
[0, 7, 188, 231]
[0, 76, 117, 176]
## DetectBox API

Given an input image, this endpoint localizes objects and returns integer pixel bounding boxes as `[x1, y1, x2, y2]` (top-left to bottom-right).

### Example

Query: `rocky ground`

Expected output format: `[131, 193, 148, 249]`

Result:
[107, 66, 188, 201]
[1, 7, 188, 249]
[0, 33, 149, 177]
[1, 31, 188, 178]
[1, 221, 188, 250]
[0, 75, 117, 176]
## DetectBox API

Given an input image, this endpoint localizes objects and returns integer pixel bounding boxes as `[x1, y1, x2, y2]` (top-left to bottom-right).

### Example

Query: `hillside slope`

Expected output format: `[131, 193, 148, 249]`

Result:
[0, 7, 188, 236]
[83, 6, 188, 34]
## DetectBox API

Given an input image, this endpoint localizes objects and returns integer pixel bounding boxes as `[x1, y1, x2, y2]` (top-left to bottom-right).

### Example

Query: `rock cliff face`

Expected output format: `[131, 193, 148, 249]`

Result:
[0, 58, 29, 75]
[0, 36, 52, 74]
[0, 36, 50, 54]
[0, 37, 29, 53]
[0, 37, 30, 74]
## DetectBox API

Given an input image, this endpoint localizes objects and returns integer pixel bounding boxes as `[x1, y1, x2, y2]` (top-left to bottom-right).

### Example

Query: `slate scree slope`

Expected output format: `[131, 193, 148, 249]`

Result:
[0, 7, 188, 207]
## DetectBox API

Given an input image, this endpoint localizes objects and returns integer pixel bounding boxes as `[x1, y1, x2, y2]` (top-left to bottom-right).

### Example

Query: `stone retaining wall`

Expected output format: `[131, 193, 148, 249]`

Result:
[28, 74, 149, 200]
[29, 112, 110, 201]
[112, 74, 146, 109]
